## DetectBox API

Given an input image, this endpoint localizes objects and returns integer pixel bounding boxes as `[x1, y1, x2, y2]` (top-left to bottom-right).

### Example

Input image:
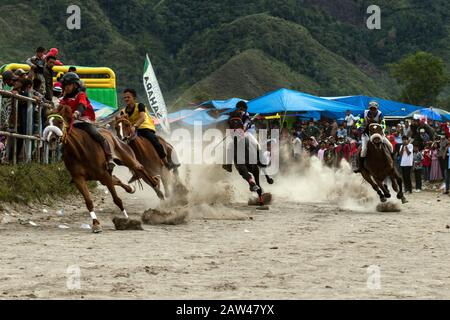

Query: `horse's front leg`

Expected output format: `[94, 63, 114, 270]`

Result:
[73, 176, 102, 233]
[100, 174, 128, 219]
[360, 170, 385, 202]
[112, 175, 136, 194]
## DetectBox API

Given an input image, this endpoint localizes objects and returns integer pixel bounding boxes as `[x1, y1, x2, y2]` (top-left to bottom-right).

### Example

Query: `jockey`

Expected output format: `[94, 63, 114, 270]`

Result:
[59, 72, 116, 172]
[354, 101, 393, 173]
[120, 88, 176, 170]
[223, 102, 266, 171]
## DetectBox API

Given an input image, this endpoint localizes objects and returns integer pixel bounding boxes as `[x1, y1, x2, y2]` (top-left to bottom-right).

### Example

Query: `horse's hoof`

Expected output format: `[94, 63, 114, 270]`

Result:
[267, 178, 274, 185]
[380, 197, 387, 203]
[129, 185, 136, 194]
[92, 224, 103, 233]
[385, 193, 391, 199]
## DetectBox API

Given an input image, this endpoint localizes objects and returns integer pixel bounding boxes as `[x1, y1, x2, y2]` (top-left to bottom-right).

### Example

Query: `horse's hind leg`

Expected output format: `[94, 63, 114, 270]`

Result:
[73, 177, 102, 233]
[112, 175, 135, 194]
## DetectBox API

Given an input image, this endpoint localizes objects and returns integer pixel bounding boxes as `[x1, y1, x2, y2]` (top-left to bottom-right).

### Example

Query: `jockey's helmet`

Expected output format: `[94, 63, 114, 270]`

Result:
[236, 101, 248, 111]
[368, 101, 379, 110]
[61, 72, 81, 87]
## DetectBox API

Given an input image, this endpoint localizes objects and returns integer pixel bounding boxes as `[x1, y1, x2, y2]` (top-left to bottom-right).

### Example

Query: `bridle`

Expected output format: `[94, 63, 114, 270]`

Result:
[116, 117, 137, 143]
[47, 114, 69, 144]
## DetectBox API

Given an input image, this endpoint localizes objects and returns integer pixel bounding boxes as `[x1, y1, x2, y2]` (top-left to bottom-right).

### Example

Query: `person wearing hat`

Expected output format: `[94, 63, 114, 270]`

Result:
[52, 84, 63, 108]
[354, 101, 393, 173]
[1, 70, 19, 89]
[14, 68, 29, 80]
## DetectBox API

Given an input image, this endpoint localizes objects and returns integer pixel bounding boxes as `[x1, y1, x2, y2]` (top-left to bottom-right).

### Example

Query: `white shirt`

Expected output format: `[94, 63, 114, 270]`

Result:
[345, 114, 357, 127]
[400, 144, 414, 167]
[292, 137, 302, 154]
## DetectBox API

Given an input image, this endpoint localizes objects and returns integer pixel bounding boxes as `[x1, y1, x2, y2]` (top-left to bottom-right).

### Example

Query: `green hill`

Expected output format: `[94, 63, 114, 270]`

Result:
[0, 0, 448, 110]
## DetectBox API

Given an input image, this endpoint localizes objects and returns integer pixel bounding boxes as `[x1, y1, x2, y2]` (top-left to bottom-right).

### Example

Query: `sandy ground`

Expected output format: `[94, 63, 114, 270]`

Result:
[1, 162, 450, 300]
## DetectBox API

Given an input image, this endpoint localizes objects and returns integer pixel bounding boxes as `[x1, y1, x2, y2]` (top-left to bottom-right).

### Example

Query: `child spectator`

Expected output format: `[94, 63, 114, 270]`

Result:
[422, 142, 432, 182]
[317, 141, 326, 163]
[430, 142, 443, 182]
[336, 123, 347, 139]
[413, 145, 424, 192]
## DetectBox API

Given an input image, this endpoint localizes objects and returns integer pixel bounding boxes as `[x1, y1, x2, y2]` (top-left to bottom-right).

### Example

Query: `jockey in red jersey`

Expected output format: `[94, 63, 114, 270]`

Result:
[59, 72, 115, 172]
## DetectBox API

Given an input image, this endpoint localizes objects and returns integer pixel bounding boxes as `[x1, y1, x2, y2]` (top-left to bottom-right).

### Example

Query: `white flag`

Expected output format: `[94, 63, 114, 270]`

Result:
[143, 54, 170, 134]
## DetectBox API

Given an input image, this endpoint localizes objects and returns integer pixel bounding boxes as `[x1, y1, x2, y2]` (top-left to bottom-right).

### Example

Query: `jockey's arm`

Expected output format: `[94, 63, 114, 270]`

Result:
[133, 104, 148, 129]
[73, 103, 86, 119]
[134, 112, 146, 129]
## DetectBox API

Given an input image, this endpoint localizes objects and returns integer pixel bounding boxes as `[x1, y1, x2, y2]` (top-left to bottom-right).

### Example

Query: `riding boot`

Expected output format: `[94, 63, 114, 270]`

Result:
[101, 139, 116, 172]
[248, 177, 260, 192]
[222, 164, 232, 173]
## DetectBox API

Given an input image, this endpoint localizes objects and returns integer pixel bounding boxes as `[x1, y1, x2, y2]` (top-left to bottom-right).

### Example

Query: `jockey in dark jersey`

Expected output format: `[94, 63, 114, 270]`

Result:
[59, 72, 116, 172]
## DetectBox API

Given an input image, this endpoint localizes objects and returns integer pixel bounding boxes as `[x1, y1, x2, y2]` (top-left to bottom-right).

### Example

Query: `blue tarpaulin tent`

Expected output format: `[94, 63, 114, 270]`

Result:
[91, 99, 116, 121]
[406, 107, 450, 121]
[324, 95, 423, 117]
[166, 109, 229, 127]
[200, 98, 247, 110]
[247, 89, 360, 120]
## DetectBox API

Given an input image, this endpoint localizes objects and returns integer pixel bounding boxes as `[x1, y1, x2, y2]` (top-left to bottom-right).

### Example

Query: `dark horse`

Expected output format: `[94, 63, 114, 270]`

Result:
[359, 123, 407, 204]
[45, 105, 163, 233]
[226, 111, 274, 205]
[114, 114, 186, 199]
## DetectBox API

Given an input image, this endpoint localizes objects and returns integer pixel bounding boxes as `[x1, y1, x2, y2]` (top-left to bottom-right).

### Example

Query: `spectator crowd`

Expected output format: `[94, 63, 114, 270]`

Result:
[252, 109, 450, 195]
[0, 46, 72, 163]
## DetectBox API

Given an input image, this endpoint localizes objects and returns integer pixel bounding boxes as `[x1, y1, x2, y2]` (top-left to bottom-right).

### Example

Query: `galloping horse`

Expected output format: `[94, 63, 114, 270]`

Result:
[359, 123, 407, 204]
[44, 104, 164, 233]
[226, 112, 274, 205]
[114, 114, 184, 199]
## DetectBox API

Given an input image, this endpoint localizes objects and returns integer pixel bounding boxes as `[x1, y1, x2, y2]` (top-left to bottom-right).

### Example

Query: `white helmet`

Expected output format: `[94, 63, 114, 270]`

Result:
[369, 101, 379, 110]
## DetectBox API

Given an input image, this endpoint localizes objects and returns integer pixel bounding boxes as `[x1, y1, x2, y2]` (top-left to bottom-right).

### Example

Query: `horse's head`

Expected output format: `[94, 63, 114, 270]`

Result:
[369, 123, 384, 148]
[115, 114, 135, 142]
[43, 105, 71, 144]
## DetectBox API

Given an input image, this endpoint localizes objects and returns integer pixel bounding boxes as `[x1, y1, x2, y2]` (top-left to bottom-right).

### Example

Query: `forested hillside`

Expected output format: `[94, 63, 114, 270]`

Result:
[0, 0, 449, 109]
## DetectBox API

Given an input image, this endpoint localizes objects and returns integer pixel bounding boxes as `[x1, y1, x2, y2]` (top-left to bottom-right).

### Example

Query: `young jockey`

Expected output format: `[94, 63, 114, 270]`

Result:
[354, 101, 393, 173]
[223, 101, 267, 172]
[59, 72, 116, 172]
[120, 89, 176, 170]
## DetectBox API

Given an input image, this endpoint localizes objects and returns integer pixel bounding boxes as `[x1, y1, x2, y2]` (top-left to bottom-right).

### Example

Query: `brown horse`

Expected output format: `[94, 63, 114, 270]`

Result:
[114, 114, 184, 199]
[359, 123, 407, 204]
[45, 105, 164, 233]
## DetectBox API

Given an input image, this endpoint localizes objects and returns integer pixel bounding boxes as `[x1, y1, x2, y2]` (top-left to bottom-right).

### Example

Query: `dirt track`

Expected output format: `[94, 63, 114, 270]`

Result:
[1, 164, 450, 299]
